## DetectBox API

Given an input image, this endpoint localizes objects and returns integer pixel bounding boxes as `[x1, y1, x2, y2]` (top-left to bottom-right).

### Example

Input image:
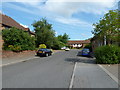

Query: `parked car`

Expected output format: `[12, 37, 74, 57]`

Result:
[81, 48, 90, 56]
[36, 48, 52, 57]
[65, 48, 70, 51]
[61, 47, 66, 50]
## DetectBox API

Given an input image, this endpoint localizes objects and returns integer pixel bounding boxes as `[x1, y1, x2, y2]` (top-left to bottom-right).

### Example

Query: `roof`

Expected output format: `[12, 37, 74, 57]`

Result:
[68, 40, 90, 44]
[0, 13, 28, 31]
[30, 31, 35, 35]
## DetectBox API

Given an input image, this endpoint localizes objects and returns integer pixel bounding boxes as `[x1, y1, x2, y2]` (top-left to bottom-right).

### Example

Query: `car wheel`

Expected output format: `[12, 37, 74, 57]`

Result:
[45, 53, 49, 57]
[37, 53, 39, 56]
[51, 53, 53, 55]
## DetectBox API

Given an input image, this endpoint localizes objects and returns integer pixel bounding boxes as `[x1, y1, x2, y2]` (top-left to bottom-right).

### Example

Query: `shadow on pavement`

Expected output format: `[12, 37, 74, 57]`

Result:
[35, 55, 45, 58]
[65, 57, 96, 64]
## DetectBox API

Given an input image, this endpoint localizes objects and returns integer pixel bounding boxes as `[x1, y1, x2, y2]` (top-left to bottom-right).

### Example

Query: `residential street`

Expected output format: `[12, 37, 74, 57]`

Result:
[1, 1, 120, 89]
[2, 50, 119, 88]
[2, 50, 77, 88]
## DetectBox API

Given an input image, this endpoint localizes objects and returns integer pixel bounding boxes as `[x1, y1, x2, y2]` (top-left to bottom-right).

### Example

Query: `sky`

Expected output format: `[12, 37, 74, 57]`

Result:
[0, 0, 119, 40]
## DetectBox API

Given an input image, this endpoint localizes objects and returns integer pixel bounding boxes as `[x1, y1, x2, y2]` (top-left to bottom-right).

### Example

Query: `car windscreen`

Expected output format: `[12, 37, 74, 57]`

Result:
[82, 49, 90, 52]
[39, 49, 50, 51]
[39, 49, 47, 51]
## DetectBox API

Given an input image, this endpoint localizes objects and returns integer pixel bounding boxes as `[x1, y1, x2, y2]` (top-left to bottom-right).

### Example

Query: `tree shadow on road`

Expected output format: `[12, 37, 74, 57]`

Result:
[65, 57, 96, 64]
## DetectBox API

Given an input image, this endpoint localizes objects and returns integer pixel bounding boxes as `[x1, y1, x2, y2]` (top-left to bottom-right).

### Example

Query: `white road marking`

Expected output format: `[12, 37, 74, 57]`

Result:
[98, 64, 119, 85]
[69, 62, 77, 89]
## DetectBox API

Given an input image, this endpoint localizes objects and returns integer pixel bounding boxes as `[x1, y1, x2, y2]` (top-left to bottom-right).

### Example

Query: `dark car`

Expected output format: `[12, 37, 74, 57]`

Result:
[36, 48, 52, 57]
[81, 48, 90, 56]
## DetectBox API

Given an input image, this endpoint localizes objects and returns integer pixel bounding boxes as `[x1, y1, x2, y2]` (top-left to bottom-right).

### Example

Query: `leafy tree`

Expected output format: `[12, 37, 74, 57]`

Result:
[51, 37, 65, 50]
[32, 18, 55, 48]
[2, 27, 35, 51]
[92, 10, 120, 45]
[57, 33, 69, 44]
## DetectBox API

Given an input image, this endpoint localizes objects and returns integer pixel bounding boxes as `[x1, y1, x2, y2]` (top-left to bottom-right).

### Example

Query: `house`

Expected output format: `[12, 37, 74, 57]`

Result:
[91, 36, 104, 52]
[67, 40, 90, 49]
[0, 13, 35, 47]
[0, 13, 35, 37]
[91, 35, 120, 52]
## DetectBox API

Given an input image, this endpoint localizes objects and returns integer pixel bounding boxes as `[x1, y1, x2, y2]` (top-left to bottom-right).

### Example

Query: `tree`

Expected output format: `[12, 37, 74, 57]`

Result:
[57, 33, 69, 44]
[32, 18, 55, 48]
[51, 37, 65, 50]
[2, 27, 35, 51]
[92, 10, 120, 45]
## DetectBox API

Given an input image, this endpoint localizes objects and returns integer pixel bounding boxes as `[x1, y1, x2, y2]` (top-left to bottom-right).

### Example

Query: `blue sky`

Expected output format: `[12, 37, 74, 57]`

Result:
[1, 0, 119, 40]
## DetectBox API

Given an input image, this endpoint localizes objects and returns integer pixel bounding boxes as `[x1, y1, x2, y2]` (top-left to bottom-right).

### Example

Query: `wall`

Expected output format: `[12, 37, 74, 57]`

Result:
[0, 24, 5, 31]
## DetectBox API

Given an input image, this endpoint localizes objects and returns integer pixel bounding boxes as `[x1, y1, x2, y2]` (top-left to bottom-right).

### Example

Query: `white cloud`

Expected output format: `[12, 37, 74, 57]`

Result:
[3, 0, 117, 16]
[2, 0, 117, 2]
[2, 0, 118, 26]
[0, 10, 2, 14]
[55, 17, 91, 26]
[41, 0, 117, 17]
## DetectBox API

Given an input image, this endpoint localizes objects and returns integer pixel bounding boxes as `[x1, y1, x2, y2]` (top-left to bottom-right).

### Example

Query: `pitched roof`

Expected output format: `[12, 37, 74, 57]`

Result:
[1, 13, 28, 31]
[68, 40, 90, 44]
[30, 31, 35, 35]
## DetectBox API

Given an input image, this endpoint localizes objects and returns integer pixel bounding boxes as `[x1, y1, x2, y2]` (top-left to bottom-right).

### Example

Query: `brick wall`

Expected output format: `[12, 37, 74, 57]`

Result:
[0, 24, 4, 51]
[0, 24, 5, 31]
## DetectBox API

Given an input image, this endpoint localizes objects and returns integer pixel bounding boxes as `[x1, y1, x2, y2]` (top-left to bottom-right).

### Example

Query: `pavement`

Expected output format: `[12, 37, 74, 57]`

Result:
[1, 50, 61, 67]
[71, 56, 119, 88]
[1, 49, 119, 89]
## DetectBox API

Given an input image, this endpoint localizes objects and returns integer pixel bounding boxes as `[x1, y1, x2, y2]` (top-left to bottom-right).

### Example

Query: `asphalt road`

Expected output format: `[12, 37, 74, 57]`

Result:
[2, 49, 79, 88]
[2, 49, 119, 89]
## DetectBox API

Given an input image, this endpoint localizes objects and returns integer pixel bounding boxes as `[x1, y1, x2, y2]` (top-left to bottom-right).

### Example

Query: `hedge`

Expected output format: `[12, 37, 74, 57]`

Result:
[94, 45, 120, 64]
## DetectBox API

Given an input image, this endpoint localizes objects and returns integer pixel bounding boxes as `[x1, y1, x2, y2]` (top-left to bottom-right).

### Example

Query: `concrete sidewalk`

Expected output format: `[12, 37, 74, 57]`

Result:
[71, 56, 119, 88]
[1, 50, 62, 67]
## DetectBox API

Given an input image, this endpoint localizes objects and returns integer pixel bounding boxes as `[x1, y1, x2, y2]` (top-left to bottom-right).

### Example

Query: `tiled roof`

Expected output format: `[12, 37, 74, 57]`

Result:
[68, 40, 90, 44]
[1, 13, 28, 31]
[30, 31, 35, 35]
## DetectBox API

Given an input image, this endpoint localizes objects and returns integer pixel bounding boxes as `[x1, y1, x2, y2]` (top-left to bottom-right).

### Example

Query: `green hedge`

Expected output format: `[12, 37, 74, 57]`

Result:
[94, 45, 120, 64]
[2, 27, 35, 51]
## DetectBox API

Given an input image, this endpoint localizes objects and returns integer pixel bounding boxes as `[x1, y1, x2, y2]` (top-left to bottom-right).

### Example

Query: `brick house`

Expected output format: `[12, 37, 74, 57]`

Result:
[91, 36, 104, 52]
[0, 13, 35, 36]
[91, 35, 120, 52]
[0, 13, 35, 48]
[67, 40, 90, 49]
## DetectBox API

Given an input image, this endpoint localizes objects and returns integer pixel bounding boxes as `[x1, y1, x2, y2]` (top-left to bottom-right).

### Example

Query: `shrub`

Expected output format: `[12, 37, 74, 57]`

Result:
[39, 44, 47, 49]
[94, 45, 120, 64]
[2, 27, 35, 51]
[8, 45, 21, 52]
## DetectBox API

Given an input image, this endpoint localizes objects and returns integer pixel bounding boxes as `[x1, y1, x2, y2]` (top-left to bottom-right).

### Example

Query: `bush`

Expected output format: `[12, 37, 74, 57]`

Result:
[8, 45, 21, 52]
[39, 44, 47, 49]
[2, 27, 35, 51]
[94, 45, 120, 64]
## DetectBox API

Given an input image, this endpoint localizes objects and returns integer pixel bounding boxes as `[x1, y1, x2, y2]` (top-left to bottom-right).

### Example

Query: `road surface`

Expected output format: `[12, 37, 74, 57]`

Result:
[2, 49, 118, 89]
[3, 50, 78, 88]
